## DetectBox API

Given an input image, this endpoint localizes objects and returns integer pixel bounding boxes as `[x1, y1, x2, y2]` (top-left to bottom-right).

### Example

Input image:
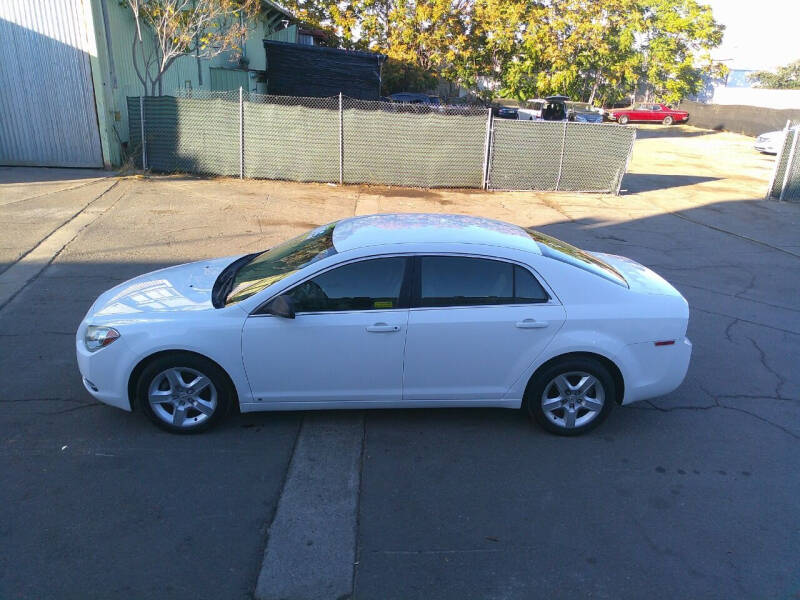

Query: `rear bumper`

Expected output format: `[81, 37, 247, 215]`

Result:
[622, 337, 692, 405]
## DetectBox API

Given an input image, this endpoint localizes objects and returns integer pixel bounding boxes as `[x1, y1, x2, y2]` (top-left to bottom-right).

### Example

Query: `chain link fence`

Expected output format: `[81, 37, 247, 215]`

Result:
[766, 121, 800, 202]
[127, 90, 635, 193]
[486, 120, 635, 192]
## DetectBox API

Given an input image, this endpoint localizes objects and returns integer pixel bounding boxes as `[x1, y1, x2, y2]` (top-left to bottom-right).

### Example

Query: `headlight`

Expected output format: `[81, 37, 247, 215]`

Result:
[84, 326, 120, 352]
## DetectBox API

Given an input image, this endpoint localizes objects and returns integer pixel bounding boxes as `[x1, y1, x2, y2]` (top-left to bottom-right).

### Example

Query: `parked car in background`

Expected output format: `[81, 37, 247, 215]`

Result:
[388, 92, 438, 105]
[572, 111, 603, 123]
[607, 103, 689, 125]
[77, 214, 691, 437]
[595, 101, 631, 119]
[518, 99, 547, 120]
[492, 105, 519, 119]
[540, 95, 570, 121]
[754, 130, 785, 154]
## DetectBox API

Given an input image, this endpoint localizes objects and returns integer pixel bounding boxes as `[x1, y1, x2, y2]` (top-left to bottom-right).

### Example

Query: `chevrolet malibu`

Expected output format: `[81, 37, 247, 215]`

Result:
[76, 214, 691, 435]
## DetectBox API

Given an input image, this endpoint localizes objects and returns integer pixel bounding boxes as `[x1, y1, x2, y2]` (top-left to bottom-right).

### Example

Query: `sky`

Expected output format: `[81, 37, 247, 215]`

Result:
[705, 0, 799, 71]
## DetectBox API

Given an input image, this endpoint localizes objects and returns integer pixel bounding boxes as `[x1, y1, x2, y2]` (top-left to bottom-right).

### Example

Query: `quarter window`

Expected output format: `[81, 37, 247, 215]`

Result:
[419, 256, 548, 307]
[286, 257, 407, 313]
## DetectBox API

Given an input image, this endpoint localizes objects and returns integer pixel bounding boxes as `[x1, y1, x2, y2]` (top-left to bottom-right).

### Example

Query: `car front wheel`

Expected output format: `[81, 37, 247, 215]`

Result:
[663, 115, 674, 125]
[618, 115, 629, 125]
[137, 353, 231, 433]
[526, 357, 615, 436]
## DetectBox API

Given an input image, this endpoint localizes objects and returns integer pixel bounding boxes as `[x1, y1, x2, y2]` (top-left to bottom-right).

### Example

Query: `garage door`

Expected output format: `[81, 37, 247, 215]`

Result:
[0, 0, 103, 167]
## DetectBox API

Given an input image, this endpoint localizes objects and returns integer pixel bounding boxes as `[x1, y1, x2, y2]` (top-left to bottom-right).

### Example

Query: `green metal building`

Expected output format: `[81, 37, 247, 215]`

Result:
[0, 0, 299, 169]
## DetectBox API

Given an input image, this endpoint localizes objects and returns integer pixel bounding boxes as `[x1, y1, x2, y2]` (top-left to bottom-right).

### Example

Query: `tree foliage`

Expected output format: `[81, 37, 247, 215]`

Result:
[283, 0, 723, 104]
[125, 0, 260, 95]
[748, 60, 800, 90]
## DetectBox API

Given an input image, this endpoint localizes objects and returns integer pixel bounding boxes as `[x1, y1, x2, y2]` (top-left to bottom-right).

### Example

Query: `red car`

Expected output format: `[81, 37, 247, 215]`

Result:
[607, 103, 689, 125]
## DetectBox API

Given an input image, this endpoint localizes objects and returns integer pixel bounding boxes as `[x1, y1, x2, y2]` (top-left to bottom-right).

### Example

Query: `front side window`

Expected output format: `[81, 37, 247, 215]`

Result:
[419, 256, 548, 307]
[287, 257, 407, 313]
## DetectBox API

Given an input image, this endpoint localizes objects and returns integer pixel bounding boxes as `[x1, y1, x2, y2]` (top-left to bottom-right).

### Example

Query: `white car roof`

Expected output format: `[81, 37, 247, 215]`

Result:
[332, 213, 543, 254]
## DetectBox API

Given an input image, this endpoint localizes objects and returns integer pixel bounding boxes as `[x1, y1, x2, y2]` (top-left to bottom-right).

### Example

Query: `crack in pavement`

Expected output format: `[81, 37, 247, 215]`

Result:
[746, 336, 789, 401]
[635, 388, 799, 440]
[675, 282, 800, 316]
[693, 307, 800, 337]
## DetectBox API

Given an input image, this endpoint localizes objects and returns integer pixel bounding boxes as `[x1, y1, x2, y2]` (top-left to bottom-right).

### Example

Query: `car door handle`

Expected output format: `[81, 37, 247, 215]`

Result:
[366, 323, 401, 333]
[516, 319, 549, 329]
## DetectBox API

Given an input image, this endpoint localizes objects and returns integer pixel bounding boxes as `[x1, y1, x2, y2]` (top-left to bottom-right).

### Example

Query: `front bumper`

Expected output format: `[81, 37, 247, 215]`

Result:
[76, 332, 132, 411]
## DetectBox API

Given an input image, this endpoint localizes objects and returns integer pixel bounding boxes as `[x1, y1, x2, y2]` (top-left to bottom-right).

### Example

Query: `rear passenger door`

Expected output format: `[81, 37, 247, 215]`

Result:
[402, 256, 566, 403]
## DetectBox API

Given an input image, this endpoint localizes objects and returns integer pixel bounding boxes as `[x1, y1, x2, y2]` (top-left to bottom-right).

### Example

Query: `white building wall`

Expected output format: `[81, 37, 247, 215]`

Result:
[708, 86, 800, 110]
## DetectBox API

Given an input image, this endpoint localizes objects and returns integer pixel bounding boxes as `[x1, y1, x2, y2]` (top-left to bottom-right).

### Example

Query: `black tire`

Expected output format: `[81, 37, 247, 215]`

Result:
[525, 357, 616, 436]
[136, 352, 232, 434]
[662, 115, 674, 125]
[618, 115, 629, 125]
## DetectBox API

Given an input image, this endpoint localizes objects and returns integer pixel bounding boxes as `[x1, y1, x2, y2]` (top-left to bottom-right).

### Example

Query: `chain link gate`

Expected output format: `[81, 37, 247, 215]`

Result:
[485, 119, 636, 193]
[766, 121, 800, 202]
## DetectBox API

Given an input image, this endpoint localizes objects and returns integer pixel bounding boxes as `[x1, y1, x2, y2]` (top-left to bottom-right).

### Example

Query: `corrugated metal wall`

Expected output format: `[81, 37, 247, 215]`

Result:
[210, 68, 249, 92]
[0, 0, 103, 167]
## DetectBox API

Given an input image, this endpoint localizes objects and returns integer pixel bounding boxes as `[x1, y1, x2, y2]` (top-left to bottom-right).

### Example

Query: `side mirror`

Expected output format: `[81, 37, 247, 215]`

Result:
[264, 295, 295, 319]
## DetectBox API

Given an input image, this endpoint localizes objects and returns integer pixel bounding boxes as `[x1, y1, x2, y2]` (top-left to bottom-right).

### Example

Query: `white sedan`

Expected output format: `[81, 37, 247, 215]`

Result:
[754, 130, 785, 154]
[76, 214, 691, 436]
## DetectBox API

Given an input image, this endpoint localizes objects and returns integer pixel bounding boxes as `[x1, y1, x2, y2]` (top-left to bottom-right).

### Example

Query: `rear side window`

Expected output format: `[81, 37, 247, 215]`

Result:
[287, 257, 407, 313]
[419, 256, 548, 307]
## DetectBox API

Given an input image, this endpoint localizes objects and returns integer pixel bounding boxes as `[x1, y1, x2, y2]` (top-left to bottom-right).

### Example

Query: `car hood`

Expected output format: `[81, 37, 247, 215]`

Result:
[85, 255, 244, 321]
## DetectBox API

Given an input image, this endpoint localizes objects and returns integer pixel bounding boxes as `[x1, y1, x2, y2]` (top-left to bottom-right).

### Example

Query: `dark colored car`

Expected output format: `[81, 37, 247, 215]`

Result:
[541, 95, 569, 121]
[608, 103, 689, 125]
[492, 106, 519, 119]
[388, 93, 438, 105]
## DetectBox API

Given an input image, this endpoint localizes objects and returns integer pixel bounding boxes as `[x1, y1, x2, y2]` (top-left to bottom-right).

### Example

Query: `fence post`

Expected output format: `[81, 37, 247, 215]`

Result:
[555, 120, 568, 191]
[616, 127, 637, 195]
[239, 87, 244, 179]
[481, 108, 493, 190]
[766, 120, 791, 199]
[338, 92, 344, 185]
[139, 96, 147, 170]
[779, 127, 799, 202]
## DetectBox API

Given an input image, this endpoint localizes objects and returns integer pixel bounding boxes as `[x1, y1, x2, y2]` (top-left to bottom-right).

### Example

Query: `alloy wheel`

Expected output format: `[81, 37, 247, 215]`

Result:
[148, 367, 218, 428]
[540, 371, 605, 430]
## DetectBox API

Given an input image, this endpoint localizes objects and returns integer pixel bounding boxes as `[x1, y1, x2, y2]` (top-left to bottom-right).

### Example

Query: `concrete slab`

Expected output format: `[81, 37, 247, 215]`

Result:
[255, 414, 364, 600]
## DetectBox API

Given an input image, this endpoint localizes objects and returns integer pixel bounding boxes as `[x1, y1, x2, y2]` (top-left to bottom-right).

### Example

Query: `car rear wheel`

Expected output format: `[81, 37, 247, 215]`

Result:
[525, 357, 615, 436]
[618, 115, 629, 125]
[662, 115, 674, 125]
[137, 353, 231, 433]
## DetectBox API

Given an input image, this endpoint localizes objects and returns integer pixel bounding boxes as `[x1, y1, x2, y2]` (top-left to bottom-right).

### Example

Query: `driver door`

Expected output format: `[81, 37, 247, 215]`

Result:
[241, 256, 411, 405]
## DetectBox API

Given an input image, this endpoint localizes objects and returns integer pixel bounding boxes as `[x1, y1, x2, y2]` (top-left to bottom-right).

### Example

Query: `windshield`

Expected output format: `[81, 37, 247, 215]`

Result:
[224, 222, 338, 305]
[526, 229, 628, 288]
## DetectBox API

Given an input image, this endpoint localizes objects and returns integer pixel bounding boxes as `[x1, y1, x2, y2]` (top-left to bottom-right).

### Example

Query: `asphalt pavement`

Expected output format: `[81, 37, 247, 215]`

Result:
[1, 132, 799, 600]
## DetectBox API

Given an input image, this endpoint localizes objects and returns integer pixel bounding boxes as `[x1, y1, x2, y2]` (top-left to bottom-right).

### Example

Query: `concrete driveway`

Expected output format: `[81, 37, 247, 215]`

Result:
[1, 125, 799, 600]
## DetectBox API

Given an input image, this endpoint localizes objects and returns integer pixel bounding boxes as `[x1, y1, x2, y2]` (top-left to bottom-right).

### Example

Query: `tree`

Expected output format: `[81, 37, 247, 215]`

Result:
[125, 0, 259, 96]
[281, 0, 723, 104]
[635, 0, 724, 104]
[748, 60, 800, 89]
